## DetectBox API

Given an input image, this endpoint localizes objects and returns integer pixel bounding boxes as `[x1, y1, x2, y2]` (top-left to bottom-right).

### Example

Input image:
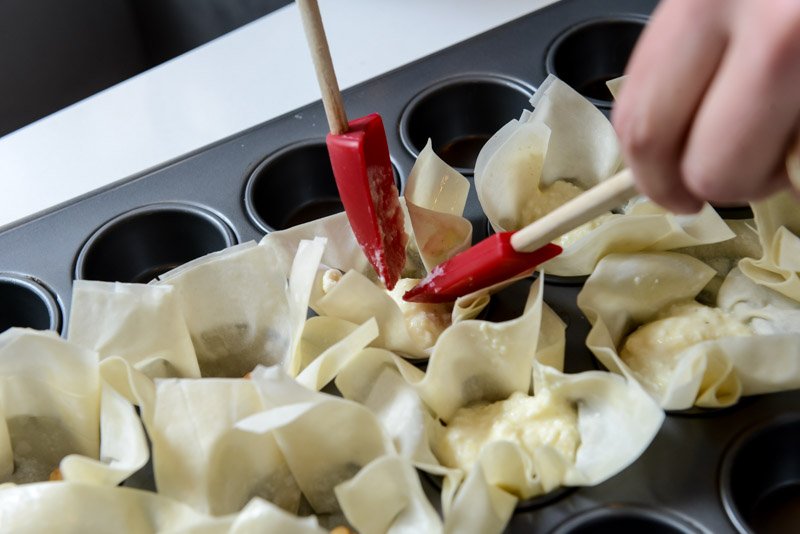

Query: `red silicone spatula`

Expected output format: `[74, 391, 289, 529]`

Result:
[297, 0, 407, 290]
[404, 169, 637, 303]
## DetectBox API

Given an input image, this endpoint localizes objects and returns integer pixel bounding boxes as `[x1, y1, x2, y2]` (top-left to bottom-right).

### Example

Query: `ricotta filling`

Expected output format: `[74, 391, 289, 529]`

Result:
[387, 278, 452, 349]
[620, 301, 754, 396]
[435, 390, 580, 483]
[521, 179, 611, 247]
[321, 271, 452, 350]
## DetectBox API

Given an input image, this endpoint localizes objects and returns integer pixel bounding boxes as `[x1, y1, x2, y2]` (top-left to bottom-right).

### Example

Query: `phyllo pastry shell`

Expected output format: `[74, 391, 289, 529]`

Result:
[580, 251, 800, 410]
[0, 329, 147, 487]
[474, 74, 734, 277]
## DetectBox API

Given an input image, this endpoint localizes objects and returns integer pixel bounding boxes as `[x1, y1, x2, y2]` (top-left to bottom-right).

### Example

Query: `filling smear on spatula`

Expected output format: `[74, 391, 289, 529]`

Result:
[326, 113, 408, 289]
[298, 0, 407, 289]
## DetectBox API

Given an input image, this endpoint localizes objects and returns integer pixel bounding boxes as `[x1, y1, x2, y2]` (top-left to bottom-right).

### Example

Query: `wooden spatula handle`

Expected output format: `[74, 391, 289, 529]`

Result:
[297, 0, 349, 134]
[510, 168, 637, 253]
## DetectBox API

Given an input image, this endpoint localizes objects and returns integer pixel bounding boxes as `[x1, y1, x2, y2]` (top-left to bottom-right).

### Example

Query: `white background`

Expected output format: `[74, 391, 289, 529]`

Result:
[0, 0, 559, 230]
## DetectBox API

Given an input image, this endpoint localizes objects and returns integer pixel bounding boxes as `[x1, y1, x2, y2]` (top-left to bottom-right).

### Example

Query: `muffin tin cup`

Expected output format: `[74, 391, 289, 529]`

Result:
[399, 75, 533, 174]
[548, 504, 703, 534]
[75, 203, 237, 284]
[0, 273, 61, 333]
[719, 413, 800, 534]
[245, 139, 401, 234]
[545, 16, 648, 108]
[245, 139, 343, 233]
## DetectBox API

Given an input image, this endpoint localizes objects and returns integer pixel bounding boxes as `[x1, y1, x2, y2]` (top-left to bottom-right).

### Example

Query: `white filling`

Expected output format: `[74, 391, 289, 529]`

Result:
[522, 179, 611, 246]
[387, 278, 452, 349]
[321, 272, 451, 350]
[620, 301, 754, 396]
[435, 390, 579, 478]
[555, 213, 615, 248]
[321, 269, 343, 294]
[521, 180, 583, 223]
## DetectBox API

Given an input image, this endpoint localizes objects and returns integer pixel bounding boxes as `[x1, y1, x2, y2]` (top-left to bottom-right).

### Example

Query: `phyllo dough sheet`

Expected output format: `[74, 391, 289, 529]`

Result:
[740, 190, 800, 301]
[474, 74, 734, 277]
[281, 144, 486, 361]
[149, 364, 436, 531]
[0, 329, 148, 487]
[579, 251, 800, 410]
[0, 481, 326, 534]
[325, 277, 663, 533]
[153, 237, 325, 377]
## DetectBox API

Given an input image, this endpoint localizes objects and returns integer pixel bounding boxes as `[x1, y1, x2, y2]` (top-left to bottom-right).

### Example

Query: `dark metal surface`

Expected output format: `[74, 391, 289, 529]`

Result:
[544, 15, 647, 109]
[4, 0, 797, 532]
[74, 202, 237, 283]
[398, 74, 534, 174]
[0, 273, 62, 333]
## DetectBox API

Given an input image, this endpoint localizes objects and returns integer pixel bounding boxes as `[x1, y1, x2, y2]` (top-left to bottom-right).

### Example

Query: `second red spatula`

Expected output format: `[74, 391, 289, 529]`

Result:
[297, 0, 407, 290]
[404, 169, 637, 303]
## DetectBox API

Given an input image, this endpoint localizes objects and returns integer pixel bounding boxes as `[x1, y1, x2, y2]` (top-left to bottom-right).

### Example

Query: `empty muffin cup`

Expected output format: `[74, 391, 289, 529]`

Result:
[720, 413, 800, 534]
[245, 139, 401, 233]
[75, 203, 236, 283]
[0, 274, 61, 333]
[399, 75, 533, 173]
[546, 16, 647, 107]
[549, 504, 702, 534]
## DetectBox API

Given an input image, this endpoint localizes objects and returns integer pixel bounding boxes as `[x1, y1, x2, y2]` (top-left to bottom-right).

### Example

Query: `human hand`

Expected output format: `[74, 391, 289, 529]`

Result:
[612, 0, 800, 213]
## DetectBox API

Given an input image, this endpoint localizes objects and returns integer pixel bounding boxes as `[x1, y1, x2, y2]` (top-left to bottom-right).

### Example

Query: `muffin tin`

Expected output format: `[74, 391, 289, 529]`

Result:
[1, 0, 798, 532]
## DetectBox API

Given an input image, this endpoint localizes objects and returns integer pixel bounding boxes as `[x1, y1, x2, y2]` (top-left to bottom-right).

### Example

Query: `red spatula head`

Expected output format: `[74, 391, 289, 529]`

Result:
[403, 232, 562, 303]
[327, 113, 407, 290]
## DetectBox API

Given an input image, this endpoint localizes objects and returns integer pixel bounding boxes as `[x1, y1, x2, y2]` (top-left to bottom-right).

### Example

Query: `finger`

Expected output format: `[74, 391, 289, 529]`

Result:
[681, 1, 800, 205]
[757, 170, 793, 202]
[612, 0, 730, 213]
[709, 171, 790, 207]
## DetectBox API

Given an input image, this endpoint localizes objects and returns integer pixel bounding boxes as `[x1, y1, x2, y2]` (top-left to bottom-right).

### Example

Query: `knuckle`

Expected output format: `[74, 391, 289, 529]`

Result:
[763, 38, 799, 78]
[776, 0, 800, 31]
[631, 168, 679, 208]
[757, 2, 800, 75]
[638, 182, 672, 208]
[681, 159, 726, 200]
[618, 117, 668, 160]
[638, 180, 698, 214]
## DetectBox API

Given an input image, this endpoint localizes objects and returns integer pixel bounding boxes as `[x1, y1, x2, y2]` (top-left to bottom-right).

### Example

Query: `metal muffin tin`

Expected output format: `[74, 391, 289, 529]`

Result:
[1, 0, 797, 532]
